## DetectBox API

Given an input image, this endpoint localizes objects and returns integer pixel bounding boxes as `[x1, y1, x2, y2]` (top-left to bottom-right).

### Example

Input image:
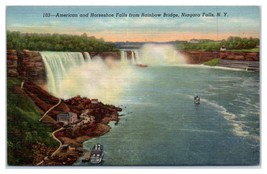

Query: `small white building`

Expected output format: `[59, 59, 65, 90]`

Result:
[57, 112, 78, 125]
[220, 45, 227, 51]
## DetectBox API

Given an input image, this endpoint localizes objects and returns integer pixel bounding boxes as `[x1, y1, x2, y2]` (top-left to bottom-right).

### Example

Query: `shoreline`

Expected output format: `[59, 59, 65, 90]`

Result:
[201, 64, 248, 71]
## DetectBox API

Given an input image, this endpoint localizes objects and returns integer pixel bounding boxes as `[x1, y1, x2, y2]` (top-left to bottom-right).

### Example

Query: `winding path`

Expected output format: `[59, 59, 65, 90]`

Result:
[36, 127, 65, 166]
[39, 98, 62, 122]
[36, 98, 63, 165]
[51, 127, 65, 157]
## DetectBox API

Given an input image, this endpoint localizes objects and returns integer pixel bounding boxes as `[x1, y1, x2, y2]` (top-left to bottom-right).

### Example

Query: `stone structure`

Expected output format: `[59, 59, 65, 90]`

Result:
[57, 112, 78, 125]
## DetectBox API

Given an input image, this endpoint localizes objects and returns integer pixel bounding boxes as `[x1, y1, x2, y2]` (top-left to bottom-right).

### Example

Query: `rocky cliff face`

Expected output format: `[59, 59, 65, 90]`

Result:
[219, 51, 259, 61]
[181, 51, 219, 64]
[90, 51, 121, 60]
[181, 51, 260, 64]
[17, 50, 47, 85]
[7, 50, 18, 77]
[7, 50, 47, 85]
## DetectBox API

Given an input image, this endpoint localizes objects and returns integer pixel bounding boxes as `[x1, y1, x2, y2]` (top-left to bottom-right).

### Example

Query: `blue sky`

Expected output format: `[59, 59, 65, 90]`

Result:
[6, 6, 260, 41]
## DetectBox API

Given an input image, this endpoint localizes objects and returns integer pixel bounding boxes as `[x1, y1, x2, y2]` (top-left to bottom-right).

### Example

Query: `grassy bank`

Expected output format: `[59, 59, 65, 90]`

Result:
[7, 77, 57, 165]
[227, 48, 259, 52]
[177, 36, 259, 51]
[203, 58, 220, 66]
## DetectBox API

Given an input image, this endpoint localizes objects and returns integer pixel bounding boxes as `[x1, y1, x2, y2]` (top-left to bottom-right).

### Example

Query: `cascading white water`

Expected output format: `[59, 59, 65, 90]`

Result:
[40, 52, 85, 96]
[131, 51, 136, 64]
[120, 50, 140, 65]
[134, 50, 141, 64]
[120, 50, 127, 64]
[40, 51, 138, 103]
[83, 52, 92, 62]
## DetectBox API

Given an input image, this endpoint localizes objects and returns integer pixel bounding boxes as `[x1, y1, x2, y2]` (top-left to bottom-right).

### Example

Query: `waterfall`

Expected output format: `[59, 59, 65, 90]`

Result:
[40, 52, 85, 96]
[120, 50, 141, 65]
[131, 51, 136, 64]
[120, 50, 123, 63]
[40, 51, 137, 103]
[120, 50, 128, 64]
[83, 52, 92, 62]
[134, 50, 141, 64]
[38, 45, 185, 102]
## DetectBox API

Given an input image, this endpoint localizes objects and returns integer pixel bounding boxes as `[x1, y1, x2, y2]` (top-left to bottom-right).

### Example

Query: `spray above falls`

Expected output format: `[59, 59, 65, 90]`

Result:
[120, 44, 186, 66]
[139, 44, 186, 66]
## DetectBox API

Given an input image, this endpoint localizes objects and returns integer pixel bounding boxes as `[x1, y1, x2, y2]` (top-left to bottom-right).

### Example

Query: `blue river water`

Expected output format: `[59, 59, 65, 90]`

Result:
[74, 66, 259, 166]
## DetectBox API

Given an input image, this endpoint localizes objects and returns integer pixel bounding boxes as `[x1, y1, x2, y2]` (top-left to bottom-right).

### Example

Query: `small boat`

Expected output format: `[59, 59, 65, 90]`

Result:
[89, 144, 104, 164]
[194, 96, 200, 104]
[136, 64, 148, 67]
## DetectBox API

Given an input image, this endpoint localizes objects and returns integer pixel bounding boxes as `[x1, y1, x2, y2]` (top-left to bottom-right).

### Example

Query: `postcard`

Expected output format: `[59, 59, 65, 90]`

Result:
[6, 6, 260, 166]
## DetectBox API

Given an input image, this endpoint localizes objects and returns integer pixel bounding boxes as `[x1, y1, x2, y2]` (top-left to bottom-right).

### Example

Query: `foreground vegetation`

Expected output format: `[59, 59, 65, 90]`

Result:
[177, 36, 259, 52]
[7, 31, 117, 52]
[7, 78, 57, 165]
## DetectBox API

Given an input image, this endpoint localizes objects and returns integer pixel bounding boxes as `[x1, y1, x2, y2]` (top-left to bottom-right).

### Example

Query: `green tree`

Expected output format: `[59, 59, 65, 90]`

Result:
[7, 31, 117, 52]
